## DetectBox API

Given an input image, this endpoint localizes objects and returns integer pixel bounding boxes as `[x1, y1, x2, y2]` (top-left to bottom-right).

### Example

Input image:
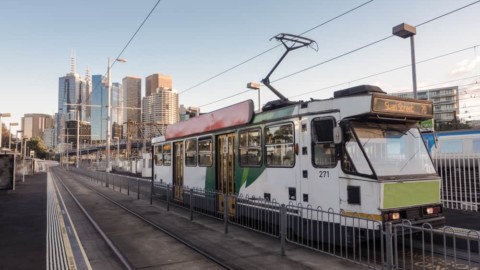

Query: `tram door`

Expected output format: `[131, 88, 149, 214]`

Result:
[217, 133, 235, 216]
[173, 141, 184, 201]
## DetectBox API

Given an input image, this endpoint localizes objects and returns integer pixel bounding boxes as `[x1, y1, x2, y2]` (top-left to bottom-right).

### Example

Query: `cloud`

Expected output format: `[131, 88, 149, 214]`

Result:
[449, 56, 480, 77]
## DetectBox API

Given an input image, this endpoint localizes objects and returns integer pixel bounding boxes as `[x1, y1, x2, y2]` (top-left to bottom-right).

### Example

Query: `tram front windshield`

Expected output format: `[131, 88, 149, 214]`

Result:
[345, 121, 436, 178]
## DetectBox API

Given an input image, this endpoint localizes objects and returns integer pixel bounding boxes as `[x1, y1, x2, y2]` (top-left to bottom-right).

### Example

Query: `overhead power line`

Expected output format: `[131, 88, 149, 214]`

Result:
[273, 0, 480, 83]
[179, 0, 374, 95]
[197, 1, 480, 110]
[89, 0, 162, 100]
[289, 44, 480, 99]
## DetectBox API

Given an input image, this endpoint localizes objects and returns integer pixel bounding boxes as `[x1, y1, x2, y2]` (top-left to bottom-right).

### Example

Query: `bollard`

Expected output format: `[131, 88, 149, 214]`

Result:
[113, 175, 115, 191]
[166, 184, 170, 211]
[137, 179, 140, 200]
[280, 204, 287, 256]
[119, 177, 122, 193]
[106, 172, 109, 188]
[127, 179, 130, 196]
[224, 194, 228, 234]
[190, 188, 194, 221]
[385, 222, 394, 270]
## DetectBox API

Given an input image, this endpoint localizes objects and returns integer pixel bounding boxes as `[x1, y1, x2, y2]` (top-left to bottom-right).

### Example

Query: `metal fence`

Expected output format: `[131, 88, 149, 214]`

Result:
[389, 221, 480, 269]
[433, 153, 480, 211]
[63, 167, 480, 269]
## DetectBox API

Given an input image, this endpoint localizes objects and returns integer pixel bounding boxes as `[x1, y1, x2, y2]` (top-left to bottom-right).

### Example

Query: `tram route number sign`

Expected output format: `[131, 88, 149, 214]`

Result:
[0, 154, 15, 190]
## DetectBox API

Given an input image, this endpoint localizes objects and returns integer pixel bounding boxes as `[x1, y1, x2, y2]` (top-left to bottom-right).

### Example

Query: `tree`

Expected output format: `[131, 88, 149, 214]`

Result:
[25, 136, 48, 159]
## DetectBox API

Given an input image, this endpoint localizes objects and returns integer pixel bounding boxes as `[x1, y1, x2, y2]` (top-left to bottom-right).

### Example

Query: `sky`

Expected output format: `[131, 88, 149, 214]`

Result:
[1, 0, 480, 133]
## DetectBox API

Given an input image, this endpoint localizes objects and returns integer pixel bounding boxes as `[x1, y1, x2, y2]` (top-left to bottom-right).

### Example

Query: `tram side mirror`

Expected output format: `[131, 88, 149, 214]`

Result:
[333, 126, 343, 144]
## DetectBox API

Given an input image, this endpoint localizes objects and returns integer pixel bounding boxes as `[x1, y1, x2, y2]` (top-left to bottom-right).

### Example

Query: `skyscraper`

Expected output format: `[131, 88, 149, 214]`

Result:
[142, 88, 179, 138]
[90, 75, 108, 143]
[122, 76, 141, 139]
[145, 73, 172, 97]
[21, 113, 54, 139]
[111, 82, 123, 139]
[56, 54, 88, 148]
[90, 75, 123, 142]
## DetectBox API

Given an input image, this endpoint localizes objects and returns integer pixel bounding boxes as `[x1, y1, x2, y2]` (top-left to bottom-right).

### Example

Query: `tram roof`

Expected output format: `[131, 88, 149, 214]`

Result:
[155, 85, 432, 142]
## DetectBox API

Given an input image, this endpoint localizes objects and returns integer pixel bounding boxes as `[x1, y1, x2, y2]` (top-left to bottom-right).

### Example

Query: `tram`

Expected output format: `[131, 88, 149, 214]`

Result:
[152, 34, 444, 233]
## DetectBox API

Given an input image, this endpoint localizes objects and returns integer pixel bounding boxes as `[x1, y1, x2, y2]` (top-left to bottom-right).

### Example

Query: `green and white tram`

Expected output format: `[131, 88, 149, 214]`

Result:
[152, 84, 444, 228]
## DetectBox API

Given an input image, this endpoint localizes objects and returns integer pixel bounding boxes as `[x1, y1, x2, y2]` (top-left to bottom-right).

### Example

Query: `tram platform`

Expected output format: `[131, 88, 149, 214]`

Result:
[1, 170, 358, 269]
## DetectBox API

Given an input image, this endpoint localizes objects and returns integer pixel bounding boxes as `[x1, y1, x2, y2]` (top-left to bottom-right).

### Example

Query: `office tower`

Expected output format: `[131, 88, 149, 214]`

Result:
[145, 73, 172, 97]
[122, 76, 141, 139]
[111, 82, 123, 139]
[90, 75, 108, 143]
[56, 53, 88, 147]
[21, 113, 54, 139]
[141, 88, 179, 138]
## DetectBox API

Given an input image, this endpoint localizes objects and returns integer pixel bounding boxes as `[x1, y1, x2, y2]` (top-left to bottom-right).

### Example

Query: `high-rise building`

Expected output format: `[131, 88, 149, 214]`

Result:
[122, 76, 142, 139]
[90, 75, 108, 143]
[111, 82, 123, 138]
[145, 73, 172, 97]
[90, 75, 123, 142]
[56, 54, 88, 147]
[21, 113, 54, 139]
[142, 88, 179, 138]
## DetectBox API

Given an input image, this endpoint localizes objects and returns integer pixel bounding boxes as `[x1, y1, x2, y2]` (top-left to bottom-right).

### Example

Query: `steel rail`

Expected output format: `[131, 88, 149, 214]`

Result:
[54, 168, 234, 270]
[52, 172, 134, 270]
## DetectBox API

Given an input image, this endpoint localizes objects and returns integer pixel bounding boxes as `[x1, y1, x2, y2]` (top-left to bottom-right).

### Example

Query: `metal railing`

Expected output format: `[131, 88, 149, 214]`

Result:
[433, 153, 480, 211]
[388, 221, 480, 269]
[63, 167, 480, 269]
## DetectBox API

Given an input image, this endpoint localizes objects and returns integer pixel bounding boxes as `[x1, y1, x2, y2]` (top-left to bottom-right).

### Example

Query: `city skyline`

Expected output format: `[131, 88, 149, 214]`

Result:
[2, 1, 480, 132]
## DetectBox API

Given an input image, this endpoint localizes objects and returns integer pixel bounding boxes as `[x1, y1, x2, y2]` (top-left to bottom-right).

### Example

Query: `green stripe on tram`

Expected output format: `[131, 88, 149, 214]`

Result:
[383, 180, 440, 209]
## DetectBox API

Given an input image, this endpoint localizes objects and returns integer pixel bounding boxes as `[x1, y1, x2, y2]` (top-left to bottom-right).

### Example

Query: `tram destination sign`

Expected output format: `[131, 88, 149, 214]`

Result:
[371, 96, 433, 118]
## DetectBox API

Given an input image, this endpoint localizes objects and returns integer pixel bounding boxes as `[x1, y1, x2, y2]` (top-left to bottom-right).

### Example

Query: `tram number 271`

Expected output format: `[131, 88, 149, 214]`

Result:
[319, 171, 330, 178]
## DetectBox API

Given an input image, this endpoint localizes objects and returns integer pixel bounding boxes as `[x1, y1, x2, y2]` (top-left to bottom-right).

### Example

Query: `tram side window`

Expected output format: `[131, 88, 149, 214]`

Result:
[198, 138, 213, 166]
[312, 118, 336, 167]
[155, 145, 163, 166]
[185, 139, 197, 166]
[265, 123, 294, 167]
[239, 128, 262, 166]
[163, 143, 172, 166]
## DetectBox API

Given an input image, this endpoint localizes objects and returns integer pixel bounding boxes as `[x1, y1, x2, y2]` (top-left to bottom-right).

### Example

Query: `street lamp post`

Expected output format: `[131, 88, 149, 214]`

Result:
[393, 23, 418, 99]
[0, 112, 11, 149]
[106, 57, 127, 172]
[8, 122, 19, 151]
[247, 82, 261, 112]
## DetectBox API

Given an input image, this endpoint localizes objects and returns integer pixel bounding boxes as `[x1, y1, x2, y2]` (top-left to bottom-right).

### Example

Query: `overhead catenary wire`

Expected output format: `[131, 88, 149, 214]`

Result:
[199, 45, 480, 109]
[273, 0, 480, 84]
[179, 0, 374, 95]
[89, 0, 162, 101]
[289, 44, 480, 99]
[197, 1, 480, 110]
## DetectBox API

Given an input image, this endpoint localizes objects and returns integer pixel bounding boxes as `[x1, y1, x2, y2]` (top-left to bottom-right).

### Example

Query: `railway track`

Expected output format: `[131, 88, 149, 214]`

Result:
[51, 167, 233, 270]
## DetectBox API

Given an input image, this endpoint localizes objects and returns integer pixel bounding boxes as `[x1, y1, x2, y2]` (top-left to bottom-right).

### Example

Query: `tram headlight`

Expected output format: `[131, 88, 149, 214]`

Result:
[384, 212, 401, 221]
[424, 206, 442, 215]
[390, 212, 400, 220]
